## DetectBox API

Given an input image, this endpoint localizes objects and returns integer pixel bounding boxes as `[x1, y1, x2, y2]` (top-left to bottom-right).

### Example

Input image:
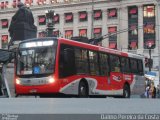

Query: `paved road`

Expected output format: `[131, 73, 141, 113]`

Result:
[0, 98, 159, 114]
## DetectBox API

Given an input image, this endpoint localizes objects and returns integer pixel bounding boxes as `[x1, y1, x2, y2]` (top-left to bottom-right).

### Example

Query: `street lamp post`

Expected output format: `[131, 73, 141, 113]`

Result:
[155, 0, 160, 84]
[148, 43, 153, 72]
[149, 48, 151, 71]
[45, 10, 55, 37]
[91, 0, 94, 38]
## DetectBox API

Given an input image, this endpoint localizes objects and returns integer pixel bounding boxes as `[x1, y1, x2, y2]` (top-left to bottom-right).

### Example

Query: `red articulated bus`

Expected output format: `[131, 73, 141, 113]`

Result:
[15, 37, 145, 98]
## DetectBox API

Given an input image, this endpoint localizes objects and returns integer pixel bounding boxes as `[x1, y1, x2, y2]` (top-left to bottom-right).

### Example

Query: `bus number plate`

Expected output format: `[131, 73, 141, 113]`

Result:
[29, 89, 37, 93]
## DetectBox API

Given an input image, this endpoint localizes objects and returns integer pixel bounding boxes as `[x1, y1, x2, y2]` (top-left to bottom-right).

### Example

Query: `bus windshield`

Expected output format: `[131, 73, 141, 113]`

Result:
[17, 44, 56, 76]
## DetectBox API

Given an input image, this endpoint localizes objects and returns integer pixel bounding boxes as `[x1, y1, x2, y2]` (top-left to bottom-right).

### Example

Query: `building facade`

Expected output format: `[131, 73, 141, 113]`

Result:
[0, 0, 160, 74]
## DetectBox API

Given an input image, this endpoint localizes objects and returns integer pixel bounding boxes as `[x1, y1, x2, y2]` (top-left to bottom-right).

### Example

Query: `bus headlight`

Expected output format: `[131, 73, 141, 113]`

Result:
[16, 78, 21, 85]
[48, 77, 55, 83]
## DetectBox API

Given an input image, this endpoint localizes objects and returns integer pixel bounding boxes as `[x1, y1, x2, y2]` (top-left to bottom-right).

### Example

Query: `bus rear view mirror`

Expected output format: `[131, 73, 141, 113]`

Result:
[0, 49, 15, 64]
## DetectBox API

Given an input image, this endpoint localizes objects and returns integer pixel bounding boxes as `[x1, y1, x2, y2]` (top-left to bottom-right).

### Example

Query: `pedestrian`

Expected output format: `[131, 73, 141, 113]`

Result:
[145, 85, 149, 98]
[156, 84, 160, 98]
[148, 82, 156, 98]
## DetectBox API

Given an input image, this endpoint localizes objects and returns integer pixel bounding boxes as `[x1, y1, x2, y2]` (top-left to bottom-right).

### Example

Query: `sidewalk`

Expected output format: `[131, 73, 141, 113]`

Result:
[130, 95, 141, 98]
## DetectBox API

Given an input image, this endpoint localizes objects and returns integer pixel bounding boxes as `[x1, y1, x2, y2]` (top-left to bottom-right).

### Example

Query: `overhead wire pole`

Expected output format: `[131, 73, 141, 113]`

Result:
[91, 0, 94, 38]
[155, 0, 160, 84]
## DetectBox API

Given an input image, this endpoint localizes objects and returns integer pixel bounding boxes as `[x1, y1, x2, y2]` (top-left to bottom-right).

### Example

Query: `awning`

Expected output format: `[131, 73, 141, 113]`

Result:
[2, 35, 8, 41]
[94, 11, 101, 18]
[109, 10, 116, 16]
[109, 42, 116, 49]
[65, 14, 73, 21]
[39, 17, 45, 23]
[2, 21, 8, 26]
[79, 29, 87, 35]
[145, 71, 156, 80]
[94, 28, 101, 34]
[130, 41, 137, 48]
[65, 30, 73, 36]
[54, 15, 59, 22]
[129, 8, 137, 14]
[1, 2, 4, 7]
[79, 13, 87, 19]
[108, 27, 116, 33]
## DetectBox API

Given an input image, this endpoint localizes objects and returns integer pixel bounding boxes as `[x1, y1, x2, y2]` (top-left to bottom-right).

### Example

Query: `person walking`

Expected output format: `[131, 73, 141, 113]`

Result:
[156, 84, 160, 98]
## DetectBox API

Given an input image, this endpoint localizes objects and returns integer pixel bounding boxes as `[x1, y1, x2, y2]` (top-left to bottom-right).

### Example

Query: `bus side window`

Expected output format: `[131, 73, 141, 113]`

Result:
[120, 57, 130, 73]
[99, 53, 109, 76]
[130, 58, 138, 74]
[137, 60, 144, 75]
[88, 51, 99, 75]
[75, 48, 89, 74]
[59, 44, 76, 78]
[110, 55, 120, 72]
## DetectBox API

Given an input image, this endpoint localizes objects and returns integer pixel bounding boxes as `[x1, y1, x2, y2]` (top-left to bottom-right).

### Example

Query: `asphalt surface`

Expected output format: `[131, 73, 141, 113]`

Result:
[0, 98, 159, 114]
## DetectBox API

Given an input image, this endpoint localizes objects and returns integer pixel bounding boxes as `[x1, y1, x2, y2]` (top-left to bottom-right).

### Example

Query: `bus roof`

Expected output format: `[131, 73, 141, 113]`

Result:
[18, 37, 144, 60]
[59, 38, 144, 60]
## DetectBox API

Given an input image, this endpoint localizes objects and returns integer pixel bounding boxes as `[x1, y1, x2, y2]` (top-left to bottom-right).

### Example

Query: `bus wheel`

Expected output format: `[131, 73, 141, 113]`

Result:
[123, 84, 130, 98]
[78, 81, 88, 98]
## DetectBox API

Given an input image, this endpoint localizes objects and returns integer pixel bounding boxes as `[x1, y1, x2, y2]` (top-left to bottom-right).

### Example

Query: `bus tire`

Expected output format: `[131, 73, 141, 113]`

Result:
[123, 84, 130, 98]
[78, 81, 88, 98]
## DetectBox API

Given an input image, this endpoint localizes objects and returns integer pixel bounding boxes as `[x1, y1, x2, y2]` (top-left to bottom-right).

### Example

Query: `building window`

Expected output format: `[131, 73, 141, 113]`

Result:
[25, 0, 33, 6]
[79, 29, 87, 37]
[50, 0, 58, 4]
[53, 30, 59, 37]
[65, 13, 73, 23]
[129, 24, 138, 35]
[128, 6, 138, 19]
[143, 5, 156, 49]
[12, 0, 17, 8]
[94, 10, 102, 20]
[38, 15, 46, 25]
[38, 31, 46, 38]
[108, 8, 117, 19]
[145, 40, 155, 49]
[65, 30, 73, 39]
[1, 19, 8, 29]
[79, 11, 87, 22]
[1, 35, 8, 49]
[37, 0, 46, 5]
[129, 41, 138, 50]
[93, 28, 102, 46]
[1, 2, 5, 9]
[94, 28, 101, 38]
[108, 26, 117, 41]
[128, 6, 138, 50]
[53, 14, 59, 24]
[108, 26, 117, 49]
[143, 5, 155, 17]
[144, 22, 155, 34]
[4, 1, 9, 8]
[109, 42, 117, 49]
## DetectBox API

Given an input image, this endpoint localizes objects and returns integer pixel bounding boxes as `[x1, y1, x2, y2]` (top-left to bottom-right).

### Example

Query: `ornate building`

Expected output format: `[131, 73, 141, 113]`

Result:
[0, 0, 160, 77]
